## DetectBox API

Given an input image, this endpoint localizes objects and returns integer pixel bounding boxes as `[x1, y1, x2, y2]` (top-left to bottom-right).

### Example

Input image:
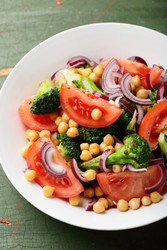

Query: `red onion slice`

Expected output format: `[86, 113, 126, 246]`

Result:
[82, 197, 96, 211]
[70, 159, 89, 183]
[148, 158, 164, 166]
[101, 58, 120, 93]
[120, 73, 152, 106]
[92, 91, 109, 101]
[164, 70, 167, 96]
[136, 104, 144, 125]
[126, 164, 147, 172]
[119, 98, 135, 114]
[40, 142, 67, 177]
[99, 149, 112, 172]
[153, 64, 164, 70]
[67, 56, 97, 68]
[156, 84, 165, 102]
[144, 163, 167, 193]
[127, 56, 148, 66]
[146, 73, 154, 90]
[51, 65, 68, 81]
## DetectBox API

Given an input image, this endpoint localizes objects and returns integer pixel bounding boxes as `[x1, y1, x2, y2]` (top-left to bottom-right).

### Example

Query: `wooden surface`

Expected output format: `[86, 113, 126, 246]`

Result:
[0, 0, 167, 249]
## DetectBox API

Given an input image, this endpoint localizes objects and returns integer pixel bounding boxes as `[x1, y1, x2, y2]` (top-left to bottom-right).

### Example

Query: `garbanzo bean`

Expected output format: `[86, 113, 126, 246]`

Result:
[129, 198, 140, 210]
[91, 108, 102, 120]
[112, 164, 123, 173]
[117, 199, 129, 212]
[93, 201, 105, 213]
[150, 192, 162, 203]
[93, 65, 103, 77]
[81, 68, 92, 77]
[69, 195, 80, 206]
[82, 169, 96, 181]
[103, 134, 114, 146]
[98, 197, 108, 209]
[94, 186, 104, 197]
[55, 116, 62, 126]
[89, 143, 100, 156]
[67, 127, 79, 137]
[62, 112, 70, 123]
[58, 122, 69, 134]
[80, 143, 90, 151]
[84, 187, 95, 198]
[42, 185, 54, 197]
[80, 150, 92, 161]
[141, 196, 151, 206]
[68, 119, 79, 128]
[89, 72, 99, 82]
[25, 169, 36, 181]
[21, 141, 34, 158]
[114, 142, 124, 151]
[136, 89, 149, 99]
[39, 130, 51, 138]
[100, 142, 107, 152]
[25, 129, 39, 141]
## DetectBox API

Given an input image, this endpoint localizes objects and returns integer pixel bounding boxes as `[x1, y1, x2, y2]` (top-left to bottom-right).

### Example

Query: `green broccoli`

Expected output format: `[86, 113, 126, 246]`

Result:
[158, 130, 167, 167]
[146, 88, 158, 112]
[30, 80, 60, 115]
[78, 102, 133, 143]
[80, 134, 151, 169]
[57, 133, 81, 162]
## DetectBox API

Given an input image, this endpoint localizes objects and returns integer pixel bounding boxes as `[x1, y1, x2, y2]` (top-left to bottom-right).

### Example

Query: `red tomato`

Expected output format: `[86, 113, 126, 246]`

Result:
[101, 58, 163, 89]
[26, 137, 84, 198]
[59, 84, 122, 128]
[97, 165, 163, 203]
[101, 58, 148, 77]
[141, 67, 163, 89]
[138, 100, 167, 150]
[18, 96, 58, 132]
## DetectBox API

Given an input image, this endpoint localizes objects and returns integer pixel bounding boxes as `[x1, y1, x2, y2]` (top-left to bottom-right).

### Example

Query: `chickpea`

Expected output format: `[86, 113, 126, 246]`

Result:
[136, 89, 149, 99]
[130, 82, 136, 91]
[81, 68, 92, 77]
[91, 108, 102, 120]
[58, 122, 69, 134]
[103, 134, 114, 146]
[100, 142, 107, 152]
[80, 143, 89, 151]
[93, 201, 105, 213]
[95, 186, 104, 197]
[55, 116, 62, 126]
[82, 169, 96, 181]
[80, 150, 92, 161]
[112, 164, 123, 173]
[114, 142, 124, 152]
[21, 141, 34, 158]
[130, 75, 141, 88]
[150, 192, 162, 203]
[106, 197, 114, 207]
[89, 72, 99, 82]
[39, 130, 51, 138]
[25, 129, 39, 141]
[67, 128, 79, 138]
[89, 143, 100, 156]
[62, 112, 70, 123]
[98, 197, 108, 209]
[69, 119, 79, 128]
[84, 187, 95, 198]
[69, 195, 80, 206]
[52, 138, 60, 146]
[25, 169, 36, 181]
[117, 199, 129, 212]
[49, 111, 58, 121]
[129, 198, 140, 210]
[134, 86, 144, 94]
[93, 65, 103, 77]
[42, 185, 54, 197]
[141, 196, 151, 206]
[103, 145, 115, 153]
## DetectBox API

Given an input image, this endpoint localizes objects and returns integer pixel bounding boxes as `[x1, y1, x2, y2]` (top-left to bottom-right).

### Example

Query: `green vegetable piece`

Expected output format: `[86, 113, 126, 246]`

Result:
[146, 88, 158, 112]
[30, 79, 60, 115]
[158, 130, 167, 167]
[80, 134, 151, 169]
[57, 133, 81, 162]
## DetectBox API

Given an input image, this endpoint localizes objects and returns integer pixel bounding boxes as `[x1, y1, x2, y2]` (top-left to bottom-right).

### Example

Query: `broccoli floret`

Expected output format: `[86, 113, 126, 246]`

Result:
[30, 79, 60, 115]
[80, 134, 151, 169]
[146, 88, 158, 112]
[57, 133, 81, 162]
[78, 103, 133, 143]
[158, 130, 167, 167]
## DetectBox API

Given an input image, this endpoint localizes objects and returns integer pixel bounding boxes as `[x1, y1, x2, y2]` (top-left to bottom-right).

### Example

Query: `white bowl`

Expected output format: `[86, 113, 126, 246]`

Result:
[0, 23, 167, 230]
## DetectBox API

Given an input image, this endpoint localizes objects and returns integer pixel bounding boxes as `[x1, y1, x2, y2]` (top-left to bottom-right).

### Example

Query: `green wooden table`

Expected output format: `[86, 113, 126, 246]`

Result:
[0, 0, 167, 249]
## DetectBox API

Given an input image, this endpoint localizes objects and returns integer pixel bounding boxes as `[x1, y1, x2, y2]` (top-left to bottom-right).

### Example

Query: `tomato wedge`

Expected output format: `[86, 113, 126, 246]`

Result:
[141, 67, 163, 89]
[97, 165, 163, 203]
[59, 84, 122, 128]
[101, 58, 163, 89]
[138, 100, 167, 150]
[18, 96, 58, 132]
[26, 137, 84, 198]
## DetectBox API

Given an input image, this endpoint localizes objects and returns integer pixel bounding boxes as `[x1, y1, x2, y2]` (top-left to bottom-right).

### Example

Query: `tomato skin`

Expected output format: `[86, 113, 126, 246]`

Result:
[18, 96, 58, 132]
[101, 58, 163, 89]
[138, 100, 167, 150]
[141, 67, 163, 89]
[59, 84, 122, 128]
[97, 165, 163, 203]
[26, 137, 84, 198]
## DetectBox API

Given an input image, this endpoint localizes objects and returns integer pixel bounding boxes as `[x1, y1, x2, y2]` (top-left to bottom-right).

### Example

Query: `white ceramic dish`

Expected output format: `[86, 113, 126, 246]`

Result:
[0, 23, 167, 230]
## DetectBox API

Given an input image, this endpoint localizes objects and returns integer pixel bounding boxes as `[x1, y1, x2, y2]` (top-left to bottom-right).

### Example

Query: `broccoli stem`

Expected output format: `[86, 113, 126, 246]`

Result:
[158, 130, 167, 159]
[81, 145, 140, 169]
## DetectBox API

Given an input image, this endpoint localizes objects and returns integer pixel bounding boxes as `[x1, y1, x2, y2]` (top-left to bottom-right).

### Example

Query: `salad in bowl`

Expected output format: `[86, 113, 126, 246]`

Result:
[18, 55, 167, 214]
[0, 23, 167, 230]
